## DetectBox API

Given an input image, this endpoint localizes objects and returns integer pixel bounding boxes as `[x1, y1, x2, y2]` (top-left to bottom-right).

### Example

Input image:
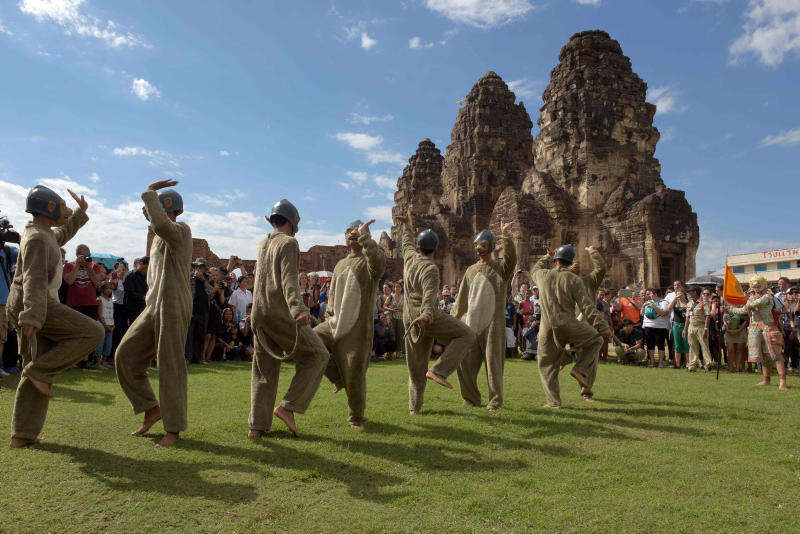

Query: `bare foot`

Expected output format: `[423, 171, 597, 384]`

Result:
[22, 371, 53, 398]
[333, 385, 341, 394]
[273, 406, 299, 437]
[570, 369, 591, 390]
[247, 429, 263, 439]
[155, 432, 179, 448]
[9, 436, 43, 448]
[487, 405, 499, 412]
[426, 370, 453, 389]
[756, 380, 770, 387]
[542, 403, 562, 409]
[779, 380, 788, 391]
[409, 410, 420, 415]
[132, 406, 162, 436]
[582, 395, 595, 403]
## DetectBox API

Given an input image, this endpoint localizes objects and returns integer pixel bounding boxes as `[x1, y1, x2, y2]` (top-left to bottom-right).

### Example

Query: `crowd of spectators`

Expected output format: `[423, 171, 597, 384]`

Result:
[2, 240, 799, 378]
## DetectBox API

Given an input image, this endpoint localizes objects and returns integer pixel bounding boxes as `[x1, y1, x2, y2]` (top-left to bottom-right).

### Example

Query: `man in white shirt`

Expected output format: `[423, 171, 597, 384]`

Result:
[642, 288, 671, 367]
[229, 273, 254, 325]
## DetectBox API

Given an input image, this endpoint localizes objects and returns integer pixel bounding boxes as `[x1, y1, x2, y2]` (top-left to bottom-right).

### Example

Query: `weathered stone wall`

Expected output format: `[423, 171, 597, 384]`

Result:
[386, 30, 699, 289]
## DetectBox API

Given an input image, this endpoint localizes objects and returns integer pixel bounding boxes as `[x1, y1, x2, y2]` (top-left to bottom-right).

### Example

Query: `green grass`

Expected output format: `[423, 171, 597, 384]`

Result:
[1, 359, 799, 533]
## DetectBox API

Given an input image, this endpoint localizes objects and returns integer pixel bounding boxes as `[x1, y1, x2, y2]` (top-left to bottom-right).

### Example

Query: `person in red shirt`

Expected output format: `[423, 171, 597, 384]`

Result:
[63, 244, 105, 366]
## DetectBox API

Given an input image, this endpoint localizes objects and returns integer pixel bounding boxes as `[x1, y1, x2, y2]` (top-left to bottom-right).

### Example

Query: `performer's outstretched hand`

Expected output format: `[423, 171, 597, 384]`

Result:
[500, 219, 513, 236]
[358, 219, 376, 236]
[585, 245, 597, 253]
[147, 179, 179, 192]
[67, 189, 88, 212]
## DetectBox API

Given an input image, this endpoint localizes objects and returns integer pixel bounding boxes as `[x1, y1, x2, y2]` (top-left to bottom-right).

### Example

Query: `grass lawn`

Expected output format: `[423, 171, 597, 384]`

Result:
[1, 359, 799, 532]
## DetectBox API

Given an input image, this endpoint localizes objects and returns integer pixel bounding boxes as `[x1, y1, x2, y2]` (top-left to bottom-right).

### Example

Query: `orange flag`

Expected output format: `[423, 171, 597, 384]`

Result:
[723, 265, 747, 306]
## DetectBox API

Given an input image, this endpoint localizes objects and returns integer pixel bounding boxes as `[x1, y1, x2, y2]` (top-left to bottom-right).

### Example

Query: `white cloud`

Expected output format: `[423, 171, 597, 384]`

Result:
[346, 171, 369, 184]
[219, 149, 230, 157]
[646, 86, 686, 115]
[0, 18, 13, 36]
[730, 0, 800, 67]
[364, 204, 393, 223]
[409, 36, 434, 49]
[373, 175, 396, 190]
[338, 181, 353, 190]
[573, 0, 601, 5]
[507, 78, 541, 100]
[335, 132, 406, 165]
[760, 127, 800, 147]
[349, 113, 394, 125]
[193, 190, 245, 208]
[360, 32, 377, 50]
[19, 0, 147, 48]
[335, 132, 383, 150]
[131, 78, 160, 101]
[88, 172, 99, 183]
[423, 0, 534, 28]
[366, 151, 406, 165]
[112, 146, 178, 167]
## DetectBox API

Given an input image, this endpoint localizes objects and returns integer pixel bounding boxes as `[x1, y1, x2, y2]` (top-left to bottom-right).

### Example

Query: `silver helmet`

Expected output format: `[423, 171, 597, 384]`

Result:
[270, 199, 300, 233]
[157, 189, 184, 215]
[416, 229, 439, 253]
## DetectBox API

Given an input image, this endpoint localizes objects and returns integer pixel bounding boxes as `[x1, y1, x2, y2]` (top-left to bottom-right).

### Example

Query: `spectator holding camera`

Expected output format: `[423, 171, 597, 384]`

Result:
[63, 244, 105, 367]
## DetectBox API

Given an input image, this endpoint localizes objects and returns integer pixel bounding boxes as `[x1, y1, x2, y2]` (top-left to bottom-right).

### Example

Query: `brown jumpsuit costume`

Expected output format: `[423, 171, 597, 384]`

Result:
[315, 232, 386, 425]
[249, 232, 329, 433]
[115, 190, 193, 434]
[7, 209, 104, 441]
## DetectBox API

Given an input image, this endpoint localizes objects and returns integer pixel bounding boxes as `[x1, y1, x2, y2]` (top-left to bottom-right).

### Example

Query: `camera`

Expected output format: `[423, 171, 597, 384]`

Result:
[0, 216, 20, 245]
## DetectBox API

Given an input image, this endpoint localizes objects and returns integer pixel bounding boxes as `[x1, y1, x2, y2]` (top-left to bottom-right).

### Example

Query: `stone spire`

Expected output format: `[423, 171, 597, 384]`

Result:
[440, 71, 534, 233]
[534, 30, 664, 216]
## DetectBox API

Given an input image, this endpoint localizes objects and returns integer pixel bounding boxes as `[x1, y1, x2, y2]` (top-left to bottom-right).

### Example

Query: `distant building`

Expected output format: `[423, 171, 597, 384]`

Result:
[726, 247, 800, 284]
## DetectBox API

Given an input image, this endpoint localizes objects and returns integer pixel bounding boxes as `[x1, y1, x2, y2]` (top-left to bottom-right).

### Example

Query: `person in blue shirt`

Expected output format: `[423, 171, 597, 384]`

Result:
[0, 241, 20, 376]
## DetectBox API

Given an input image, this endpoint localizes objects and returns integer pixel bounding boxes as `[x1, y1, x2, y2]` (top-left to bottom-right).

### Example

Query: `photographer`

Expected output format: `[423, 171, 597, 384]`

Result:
[0, 214, 20, 376]
[186, 257, 212, 364]
[63, 244, 105, 367]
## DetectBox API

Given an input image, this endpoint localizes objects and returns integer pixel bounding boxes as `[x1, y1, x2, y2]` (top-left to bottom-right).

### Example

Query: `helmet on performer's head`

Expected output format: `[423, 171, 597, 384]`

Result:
[473, 229, 495, 255]
[554, 244, 575, 265]
[270, 199, 300, 233]
[749, 276, 768, 291]
[158, 189, 184, 215]
[26, 185, 66, 223]
[417, 229, 439, 254]
[346, 219, 363, 239]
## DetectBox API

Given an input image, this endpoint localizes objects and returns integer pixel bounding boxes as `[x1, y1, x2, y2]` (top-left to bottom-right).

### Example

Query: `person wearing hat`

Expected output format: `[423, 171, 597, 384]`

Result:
[682, 286, 714, 372]
[529, 244, 609, 408]
[612, 318, 645, 364]
[186, 257, 211, 364]
[730, 276, 788, 389]
[7, 185, 104, 447]
[313, 218, 386, 428]
[393, 211, 474, 415]
[451, 221, 515, 411]
[115, 180, 193, 448]
[248, 199, 329, 437]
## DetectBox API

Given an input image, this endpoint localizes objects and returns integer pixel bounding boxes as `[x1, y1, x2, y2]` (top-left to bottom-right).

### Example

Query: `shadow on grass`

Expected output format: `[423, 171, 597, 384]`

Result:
[37, 442, 258, 504]
[53, 385, 115, 406]
[177, 438, 408, 504]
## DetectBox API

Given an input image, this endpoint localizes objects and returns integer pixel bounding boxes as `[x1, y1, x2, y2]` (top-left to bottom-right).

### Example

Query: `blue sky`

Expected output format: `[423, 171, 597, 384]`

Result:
[0, 0, 798, 273]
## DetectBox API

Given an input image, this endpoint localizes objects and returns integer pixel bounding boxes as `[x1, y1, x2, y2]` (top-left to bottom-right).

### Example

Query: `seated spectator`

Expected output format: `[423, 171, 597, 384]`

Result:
[614, 318, 645, 364]
[372, 313, 396, 362]
[214, 308, 242, 361]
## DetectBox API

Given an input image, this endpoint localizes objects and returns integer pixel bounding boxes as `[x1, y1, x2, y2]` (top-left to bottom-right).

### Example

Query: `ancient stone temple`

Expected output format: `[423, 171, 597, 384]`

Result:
[386, 30, 699, 289]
